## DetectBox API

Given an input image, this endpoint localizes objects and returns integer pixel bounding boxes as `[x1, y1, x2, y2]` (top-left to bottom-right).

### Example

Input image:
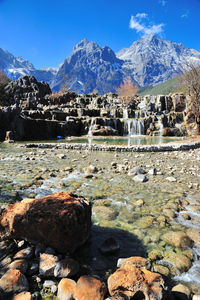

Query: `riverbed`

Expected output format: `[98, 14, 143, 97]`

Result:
[0, 141, 200, 293]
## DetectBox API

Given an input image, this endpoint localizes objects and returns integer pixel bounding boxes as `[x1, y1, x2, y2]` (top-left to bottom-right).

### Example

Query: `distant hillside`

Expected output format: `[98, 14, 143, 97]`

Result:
[138, 75, 185, 96]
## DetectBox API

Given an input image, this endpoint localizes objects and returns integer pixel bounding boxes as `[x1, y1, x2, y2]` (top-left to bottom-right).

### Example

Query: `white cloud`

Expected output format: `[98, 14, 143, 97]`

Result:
[159, 0, 167, 6]
[129, 14, 165, 36]
[135, 13, 148, 19]
[181, 10, 189, 19]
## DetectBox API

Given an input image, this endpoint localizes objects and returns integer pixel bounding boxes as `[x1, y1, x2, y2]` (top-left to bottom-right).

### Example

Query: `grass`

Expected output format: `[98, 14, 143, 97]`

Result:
[138, 75, 186, 96]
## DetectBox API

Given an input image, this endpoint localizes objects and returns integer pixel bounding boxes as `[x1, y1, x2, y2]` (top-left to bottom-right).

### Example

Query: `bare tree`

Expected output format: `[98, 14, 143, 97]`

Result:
[116, 78, 138, 106]
[183, 63, 200, 134]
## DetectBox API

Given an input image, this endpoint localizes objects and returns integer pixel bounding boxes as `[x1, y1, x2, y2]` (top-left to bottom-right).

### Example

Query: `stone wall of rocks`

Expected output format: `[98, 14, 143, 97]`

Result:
[0, 75, 196, 141]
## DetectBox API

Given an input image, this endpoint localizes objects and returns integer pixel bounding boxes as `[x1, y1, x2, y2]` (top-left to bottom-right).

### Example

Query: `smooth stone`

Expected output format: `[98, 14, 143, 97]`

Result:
[8, 259, 28, 274]
[153, 264, 169, 277]
[0, 269, 29, 296]
[14, 247, 34, 260]
[54, 258, 79, 278]
[57, 278, 76, 300]
[172, 284, 191, 298]
[73, 276, 107, 300]
[13, 292, 32, 300]
[133, 174, 148, 182]
[39, 253, 59, 277]
[166, 176, 177, 182]
[162, 231, 192, 248]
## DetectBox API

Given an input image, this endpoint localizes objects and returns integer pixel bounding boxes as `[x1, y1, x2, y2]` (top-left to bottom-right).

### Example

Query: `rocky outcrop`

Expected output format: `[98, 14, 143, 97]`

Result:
[0, 192, 91, 253]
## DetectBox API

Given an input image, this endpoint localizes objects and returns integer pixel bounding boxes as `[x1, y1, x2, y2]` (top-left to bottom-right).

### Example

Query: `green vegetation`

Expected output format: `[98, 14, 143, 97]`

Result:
[138, 75, 185, 96]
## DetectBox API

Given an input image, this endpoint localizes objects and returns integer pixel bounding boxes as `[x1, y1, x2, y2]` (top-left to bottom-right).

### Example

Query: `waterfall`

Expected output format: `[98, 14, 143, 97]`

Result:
[88, 118, 95, 136]
[158, 117, 164, 136]
[123, 119, 145, 136]
[123, 108, 128, 119]
[165, 97, 168, 111]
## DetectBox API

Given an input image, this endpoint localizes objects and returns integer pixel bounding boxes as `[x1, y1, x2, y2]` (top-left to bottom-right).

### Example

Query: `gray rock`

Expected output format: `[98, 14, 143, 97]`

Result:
[14, 247, 34, 260]
[166, 176, 177, 182]
[133, 174, 148, 182]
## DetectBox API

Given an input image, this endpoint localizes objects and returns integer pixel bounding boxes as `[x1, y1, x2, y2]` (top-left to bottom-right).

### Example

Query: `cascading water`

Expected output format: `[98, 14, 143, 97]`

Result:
[88, 118, 95, 136]
[158, 117, 164, 136]
[123, 108, 128, 119]
[123, 119, 145, 136]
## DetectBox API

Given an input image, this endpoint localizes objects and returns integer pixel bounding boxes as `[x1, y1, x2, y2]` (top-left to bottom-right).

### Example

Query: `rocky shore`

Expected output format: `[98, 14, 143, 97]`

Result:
[0, 142, 200, 299]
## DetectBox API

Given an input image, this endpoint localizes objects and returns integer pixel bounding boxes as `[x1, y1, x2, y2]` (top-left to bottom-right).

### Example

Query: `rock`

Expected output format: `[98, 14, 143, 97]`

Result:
[164, 252, 192, 272]
[8, 259, 28, 274]
[135, 199, 144, 206]
[148, 168, 157, 175]
[93, 206, 118, 221]
[99, 237, 120, 255]
[172, 284, 191, 299]
[14, 247, 34, 260]
[13, 292, 32, 300]
[166, 176, 177, 182]
[128, 167, 146, 175]
[193, 296, 200, 300]
[54, 258, 79, 278]
[0, 192, 91, 254]
[162, 231, 192, 248]
[44, 247, 56, 255]
[136, 216, 154, 228]
[153, 264, 169, 277]
[117, 256, 150, 269]
[0, 269, 29, 296]
[186, 228, 200, 248]
[133, 174, 148, 182]
[39, 253, 59, 277]
[108, 265, 164, 299]
[57, 278, 76, 300]
[73, 276, 107, 300]
[43, 280, 56, 288]
[84, 165, 98, 173]
[163, 208, 175, 219]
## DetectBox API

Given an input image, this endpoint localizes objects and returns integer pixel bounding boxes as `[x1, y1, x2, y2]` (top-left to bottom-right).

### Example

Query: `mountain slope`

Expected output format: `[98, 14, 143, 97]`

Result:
[51, 39, 125, 94]
[117, 34, 200, 87]
[0, 48, 56, 83]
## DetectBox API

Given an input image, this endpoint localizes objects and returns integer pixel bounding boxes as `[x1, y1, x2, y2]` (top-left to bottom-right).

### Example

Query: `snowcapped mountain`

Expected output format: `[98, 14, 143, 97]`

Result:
[117, 34, 200, 87]
[0, 48, 56, 83]
[1, 35, 200, 94]
[51, 39, 124, 94]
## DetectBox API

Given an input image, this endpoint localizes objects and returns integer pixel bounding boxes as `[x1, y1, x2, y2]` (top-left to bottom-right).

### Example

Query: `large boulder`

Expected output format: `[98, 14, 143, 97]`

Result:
[0, 192, 91, 254]
[108, 265, 164, 299]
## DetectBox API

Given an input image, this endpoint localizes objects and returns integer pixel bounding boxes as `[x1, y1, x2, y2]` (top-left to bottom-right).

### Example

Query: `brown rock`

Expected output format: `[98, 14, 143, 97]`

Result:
[108, 265, 164, 299]
[13, 292, 32, 300]
[74, 276, 107, 300]
[57, 278, 76, 300]
[117, 256, 149, 269]
[39, 253, 59, 277]
[162, 231, 192, 248]
[54, 258, 79, 278]
[0, 192, 91, 253]
[0, 269, 29, 296]
[8, 259, 28, 274]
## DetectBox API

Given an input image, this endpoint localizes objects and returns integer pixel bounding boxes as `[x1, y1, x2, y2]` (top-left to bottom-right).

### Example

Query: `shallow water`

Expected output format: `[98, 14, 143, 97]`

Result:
[0, 142, 200, 287]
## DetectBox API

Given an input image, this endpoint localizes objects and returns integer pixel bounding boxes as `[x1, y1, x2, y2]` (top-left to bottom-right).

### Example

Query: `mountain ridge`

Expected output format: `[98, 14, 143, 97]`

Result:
[1, 35, 200, 94]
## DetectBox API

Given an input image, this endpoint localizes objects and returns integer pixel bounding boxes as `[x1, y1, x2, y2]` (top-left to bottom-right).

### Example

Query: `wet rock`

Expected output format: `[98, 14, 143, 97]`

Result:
[54, 258, 79, 278]
[57, 278, 76, 300]
[186, 228, 200, 248]
[14, 247, 34, 260]
[153, 264, 169, 277]
[13, 292, 32, 300]
[163, 208, 175, 219]
[0, 269, 29, 296]
[162, 231, 192, 248]
[0, 192, 91, 254]
[93, 206, 118, 221]
[108, 265, 164, 299]
[133, 174, 148, 182]
[8, 259, 28, 274]
[39, 253, 59, 277]
[99, 237, 120, 255]
[73, 275, 107, 300]
[164, 252, 192, 272]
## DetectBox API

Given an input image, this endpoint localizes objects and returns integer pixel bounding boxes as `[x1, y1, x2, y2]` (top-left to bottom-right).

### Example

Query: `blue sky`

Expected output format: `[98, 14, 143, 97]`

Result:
[0, 0, 200, 68]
